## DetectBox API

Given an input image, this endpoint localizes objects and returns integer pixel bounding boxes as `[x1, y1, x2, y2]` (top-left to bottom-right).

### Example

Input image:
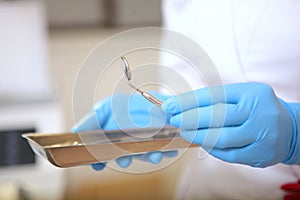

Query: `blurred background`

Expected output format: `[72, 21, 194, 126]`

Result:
[0, 0, 188, 199]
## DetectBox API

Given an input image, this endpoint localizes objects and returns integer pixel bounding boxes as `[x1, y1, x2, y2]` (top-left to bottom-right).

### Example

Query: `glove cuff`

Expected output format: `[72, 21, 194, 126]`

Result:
[283, 102, 300, 165]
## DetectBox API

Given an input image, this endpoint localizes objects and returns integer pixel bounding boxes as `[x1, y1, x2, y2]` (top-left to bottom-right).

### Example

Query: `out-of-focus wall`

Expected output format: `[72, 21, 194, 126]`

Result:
[0, 1, 64, 199]
[113, 0, 162, 26]
[48, 28, 124, 129]
[44, 0, 162, 28]
[45, 0, 104, 27]
[0, 0, 53, 103]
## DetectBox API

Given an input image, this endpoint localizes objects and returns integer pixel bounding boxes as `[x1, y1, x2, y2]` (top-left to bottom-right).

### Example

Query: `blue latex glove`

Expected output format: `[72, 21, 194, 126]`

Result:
[162, 82, 300, 167]
[72, 92, 178, 170]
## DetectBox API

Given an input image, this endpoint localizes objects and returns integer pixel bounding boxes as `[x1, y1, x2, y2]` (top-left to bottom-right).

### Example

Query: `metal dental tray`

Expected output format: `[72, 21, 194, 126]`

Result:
[22, 127, 197, 168]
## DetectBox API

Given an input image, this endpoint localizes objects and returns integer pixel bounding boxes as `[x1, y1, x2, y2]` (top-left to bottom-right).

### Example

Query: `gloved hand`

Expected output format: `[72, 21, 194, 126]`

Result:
[72, 92, 177, 170]
[162, 82, 300, 167]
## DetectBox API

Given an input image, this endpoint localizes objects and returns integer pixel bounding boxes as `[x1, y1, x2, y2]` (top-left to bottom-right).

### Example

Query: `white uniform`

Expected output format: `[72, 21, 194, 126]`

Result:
[161, 0, 300, 199]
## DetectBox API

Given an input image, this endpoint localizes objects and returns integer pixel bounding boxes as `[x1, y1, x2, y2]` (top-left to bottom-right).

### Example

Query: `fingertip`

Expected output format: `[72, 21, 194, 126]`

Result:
[147, 151, 163, 164]
[162, 98, 180, 114]
[163, 150, 178, 158]
[116, 156, 132, 168]
[91, 162, 106, 171]
[169, 115, 181, 127]
[161, 101, 169, 112]
[180, 130, 197, 144]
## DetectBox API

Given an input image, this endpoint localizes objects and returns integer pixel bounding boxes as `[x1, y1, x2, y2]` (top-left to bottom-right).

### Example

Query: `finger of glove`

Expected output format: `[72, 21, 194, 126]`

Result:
[115, 156, 133, 168]
[133, 151, 163, 164]
[208, 146, 267, 167]
[162, 84, 247, 115]
[115, 150, 177, 167]
[170, 104, 248, 129]
[102, 94, 168, 130]
[142, 150, 178, 162]
[180, 127, 254, 149]
[127, 105, 169, 128]
[161, 150, 178, 158]
[91, 162, 107, 171]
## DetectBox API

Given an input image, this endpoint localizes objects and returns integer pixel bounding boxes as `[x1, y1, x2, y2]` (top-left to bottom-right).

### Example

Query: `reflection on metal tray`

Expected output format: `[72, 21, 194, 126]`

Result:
[22, 127, 197, 168]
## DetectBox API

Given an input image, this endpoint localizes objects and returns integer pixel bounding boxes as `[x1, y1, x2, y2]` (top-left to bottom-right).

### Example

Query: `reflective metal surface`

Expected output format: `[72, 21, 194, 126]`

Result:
[22, 127, 197, 168]
[120, 56, 163, 108]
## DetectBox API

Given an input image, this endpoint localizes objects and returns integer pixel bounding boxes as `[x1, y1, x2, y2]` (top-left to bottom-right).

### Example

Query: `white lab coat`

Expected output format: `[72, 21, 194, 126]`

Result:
[161, 0, 300, 199]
